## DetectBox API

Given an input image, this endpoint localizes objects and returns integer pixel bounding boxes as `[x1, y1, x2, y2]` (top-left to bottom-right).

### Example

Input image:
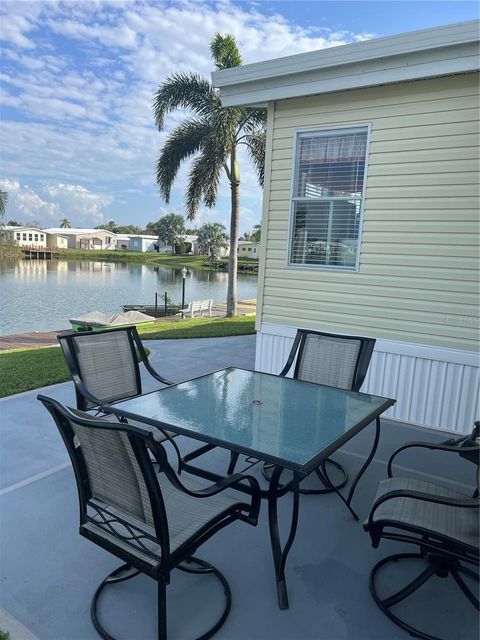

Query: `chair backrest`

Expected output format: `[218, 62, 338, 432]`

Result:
[58, 327, 143, 410]
[281, 329, 375, 391]
[38, 394, 170, 562]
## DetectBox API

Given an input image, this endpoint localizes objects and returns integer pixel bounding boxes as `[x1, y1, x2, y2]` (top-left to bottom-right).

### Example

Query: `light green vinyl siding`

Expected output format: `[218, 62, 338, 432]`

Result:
[259, 73, 479, 351]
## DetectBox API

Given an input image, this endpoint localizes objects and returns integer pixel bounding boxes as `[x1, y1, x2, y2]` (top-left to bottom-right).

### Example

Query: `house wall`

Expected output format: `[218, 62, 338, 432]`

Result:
[9, 228, 47, 247]
[74, 230, 117, 249]
[46, 234, 68, 248]
[238, 243, 259, 257]
[256, 72, 479, 433]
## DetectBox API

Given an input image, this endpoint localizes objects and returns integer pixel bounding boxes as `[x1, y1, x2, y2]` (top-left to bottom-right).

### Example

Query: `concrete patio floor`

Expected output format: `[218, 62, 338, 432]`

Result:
[0, 335, 478, 640]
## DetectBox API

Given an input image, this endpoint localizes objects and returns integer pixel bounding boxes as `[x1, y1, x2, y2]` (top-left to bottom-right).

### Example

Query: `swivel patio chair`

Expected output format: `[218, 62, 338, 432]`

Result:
[261, 329, 376, 497]
[38, 395, 261, 640]
[58, 326, 177, 447]
[364, 422, 479, 640]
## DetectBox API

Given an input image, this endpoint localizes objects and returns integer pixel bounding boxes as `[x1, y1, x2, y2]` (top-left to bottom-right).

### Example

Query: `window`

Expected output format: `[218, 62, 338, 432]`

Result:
[34, 234, 38, 241]
[40, 234, 44, 240]
[288, 125, 369, 270]
[248, 247, 252, 252]
[22, 233, 26, 240]
[16, 233, 20, 240]
[28, 234, 33, 241]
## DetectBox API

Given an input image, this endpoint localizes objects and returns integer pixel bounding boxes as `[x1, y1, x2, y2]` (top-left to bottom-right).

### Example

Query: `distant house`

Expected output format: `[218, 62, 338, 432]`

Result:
[213, 20, 479, 434]
[116, 235, 131, 250]
[45, 228, 118, 250]
[183, 235, 200, 255]
[4, 226, 48, 247]
[237, 241, 259, 258]
[129, 235, 163, 252]
[46, 233, 69, 249]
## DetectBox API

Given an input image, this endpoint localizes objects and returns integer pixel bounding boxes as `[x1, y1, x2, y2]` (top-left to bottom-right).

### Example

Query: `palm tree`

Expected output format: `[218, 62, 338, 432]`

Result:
[252, 223, 261, 243]
[153, 33, 266, 316]
[60, 218, 71, 229]
[197, 222, 229, 259]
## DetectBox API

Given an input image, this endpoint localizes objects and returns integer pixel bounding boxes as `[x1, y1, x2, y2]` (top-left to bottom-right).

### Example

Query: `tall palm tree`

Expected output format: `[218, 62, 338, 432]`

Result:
[153, 34, 266, 316]
[60, 218, 71, 229]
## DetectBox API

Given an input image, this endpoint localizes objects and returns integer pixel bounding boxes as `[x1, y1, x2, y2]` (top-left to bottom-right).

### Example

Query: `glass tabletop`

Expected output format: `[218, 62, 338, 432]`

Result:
[105, 368, 395, 473]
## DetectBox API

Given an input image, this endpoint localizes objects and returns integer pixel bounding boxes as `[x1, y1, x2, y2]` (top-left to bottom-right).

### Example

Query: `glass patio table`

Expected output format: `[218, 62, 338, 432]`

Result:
[102, 367, 395, 609]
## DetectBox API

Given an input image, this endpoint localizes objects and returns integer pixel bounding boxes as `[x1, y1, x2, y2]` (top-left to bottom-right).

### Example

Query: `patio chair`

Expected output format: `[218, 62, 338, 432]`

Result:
[364, 422, 479, 640]
[38, 395, 261, 640]
[58, 326, 178, 447]
[261, 329, 376, 496]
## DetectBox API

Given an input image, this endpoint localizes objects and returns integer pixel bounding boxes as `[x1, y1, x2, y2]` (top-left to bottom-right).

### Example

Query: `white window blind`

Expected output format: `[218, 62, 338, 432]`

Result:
[289, 126, 369, 270]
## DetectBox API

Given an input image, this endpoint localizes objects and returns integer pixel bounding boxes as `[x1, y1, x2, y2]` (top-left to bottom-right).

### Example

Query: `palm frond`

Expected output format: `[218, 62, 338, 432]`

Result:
[156, 118, 211, 202]
[210, 34, 242, 70]
[185, 144, 223, 219]
[185, 157, 204, 221]
[244, 132, 266, 187]
[153, 73, 219, 129]
[241, 108, 267, 134]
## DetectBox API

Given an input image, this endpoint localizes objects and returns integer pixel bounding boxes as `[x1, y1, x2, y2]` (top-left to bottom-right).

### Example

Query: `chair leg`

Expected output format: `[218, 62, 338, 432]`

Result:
[369, 552, 479, 640]
[157, 576, 168, 640]
[91, 563, 140, 640]
[90, 559, 231, 640]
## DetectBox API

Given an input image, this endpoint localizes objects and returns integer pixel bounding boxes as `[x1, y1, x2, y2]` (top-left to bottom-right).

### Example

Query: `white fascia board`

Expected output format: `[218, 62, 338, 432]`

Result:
[213, 20, 479, 87]
[219, 43, 479, 106]
[213, 20, 479, 106]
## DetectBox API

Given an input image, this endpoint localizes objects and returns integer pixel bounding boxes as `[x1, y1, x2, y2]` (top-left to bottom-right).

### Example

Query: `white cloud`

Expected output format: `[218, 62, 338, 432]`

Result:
[43, 183, 113, 226]
[0, 179, 58, 223]
[0, 0, 374, 231]
[0, 179, 112, 227]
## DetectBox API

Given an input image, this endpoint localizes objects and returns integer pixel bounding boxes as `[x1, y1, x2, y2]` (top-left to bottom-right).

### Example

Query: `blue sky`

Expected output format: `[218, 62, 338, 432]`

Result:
[1, 0, 478, 233]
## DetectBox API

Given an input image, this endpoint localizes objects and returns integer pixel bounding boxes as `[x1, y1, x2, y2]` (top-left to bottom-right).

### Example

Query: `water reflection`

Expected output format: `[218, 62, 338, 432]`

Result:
[0, 258, 257, 334]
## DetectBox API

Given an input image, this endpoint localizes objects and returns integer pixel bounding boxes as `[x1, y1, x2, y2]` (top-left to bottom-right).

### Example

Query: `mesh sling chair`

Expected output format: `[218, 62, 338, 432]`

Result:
[38, 395, 261, 640]
[364, 422, 480, 640]
[260, 329, 375, 500]
[58, 326, 179, 448]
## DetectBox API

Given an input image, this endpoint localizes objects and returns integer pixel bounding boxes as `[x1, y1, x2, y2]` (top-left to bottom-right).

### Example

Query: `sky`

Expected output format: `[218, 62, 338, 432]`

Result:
[0, 0, 478, 233]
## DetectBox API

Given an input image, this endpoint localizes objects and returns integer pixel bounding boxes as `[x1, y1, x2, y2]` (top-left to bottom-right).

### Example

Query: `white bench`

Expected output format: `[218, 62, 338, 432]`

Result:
[180, 299, 213, 319]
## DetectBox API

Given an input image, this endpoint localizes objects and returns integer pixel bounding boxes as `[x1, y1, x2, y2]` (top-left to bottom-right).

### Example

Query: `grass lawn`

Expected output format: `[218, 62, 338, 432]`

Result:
[57, 249, 258, 270]
[0, 317, 256, 397]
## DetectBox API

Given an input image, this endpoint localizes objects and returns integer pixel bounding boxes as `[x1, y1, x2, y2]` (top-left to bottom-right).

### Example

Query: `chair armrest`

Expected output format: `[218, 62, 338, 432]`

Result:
[132, 330, 174, 386]
[71, 375, 103, 408]
[387, 441, 480, 478]
[150, 443, 261, 522]
[366, 488, 479, 531]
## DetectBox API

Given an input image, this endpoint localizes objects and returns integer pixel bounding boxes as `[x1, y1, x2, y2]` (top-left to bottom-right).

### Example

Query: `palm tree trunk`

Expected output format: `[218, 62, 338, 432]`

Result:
[226, 147, 239, 317]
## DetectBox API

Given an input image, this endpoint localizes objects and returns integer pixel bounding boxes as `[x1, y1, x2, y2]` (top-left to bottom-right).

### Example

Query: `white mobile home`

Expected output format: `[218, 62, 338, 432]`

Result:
[4, 226, 48, 247]
[213, 21, 479, 434]
[129, 235, 164, 252]
[44, 228, 118, 250]
[237, 241, 259, 257]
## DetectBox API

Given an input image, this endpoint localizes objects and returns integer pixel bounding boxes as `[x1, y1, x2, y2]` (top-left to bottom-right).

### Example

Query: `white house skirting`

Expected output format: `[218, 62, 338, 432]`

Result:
[255, 323, 480, 434]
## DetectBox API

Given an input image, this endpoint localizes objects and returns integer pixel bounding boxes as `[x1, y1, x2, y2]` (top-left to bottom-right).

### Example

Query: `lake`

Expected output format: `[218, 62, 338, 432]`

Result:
[0, 259, 258, 335]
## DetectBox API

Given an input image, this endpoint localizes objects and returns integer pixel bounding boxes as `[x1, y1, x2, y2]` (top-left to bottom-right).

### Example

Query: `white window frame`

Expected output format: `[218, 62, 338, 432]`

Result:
[286, 123, 371, 272]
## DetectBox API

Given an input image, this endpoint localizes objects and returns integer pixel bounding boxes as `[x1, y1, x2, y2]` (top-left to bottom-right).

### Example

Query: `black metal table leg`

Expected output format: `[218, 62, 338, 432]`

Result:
[268, 466, 300, 610]
[346, 416, 381, 507]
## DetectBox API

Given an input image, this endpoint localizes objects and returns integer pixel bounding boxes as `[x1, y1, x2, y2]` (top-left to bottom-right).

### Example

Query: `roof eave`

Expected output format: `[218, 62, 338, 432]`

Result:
[212, 20, 479, 107]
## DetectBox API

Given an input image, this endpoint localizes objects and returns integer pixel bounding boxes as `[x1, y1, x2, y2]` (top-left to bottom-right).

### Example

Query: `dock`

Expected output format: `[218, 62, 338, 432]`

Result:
[203, 260, 259, 273]
[22, 247, 59, 259]
[0, 300, 257, 351]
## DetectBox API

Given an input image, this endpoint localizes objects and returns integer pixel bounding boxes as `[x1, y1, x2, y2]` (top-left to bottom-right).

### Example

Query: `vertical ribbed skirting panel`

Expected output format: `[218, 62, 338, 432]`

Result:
[256, 323, 480, 434]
